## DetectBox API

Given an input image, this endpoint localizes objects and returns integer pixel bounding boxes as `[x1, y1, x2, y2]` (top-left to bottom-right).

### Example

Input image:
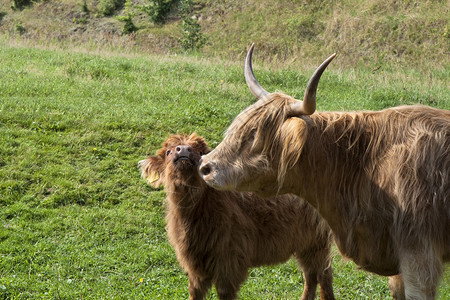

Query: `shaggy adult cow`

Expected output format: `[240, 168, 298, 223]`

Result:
[199, 44, 450, 299]
[140, 133, 335, 300]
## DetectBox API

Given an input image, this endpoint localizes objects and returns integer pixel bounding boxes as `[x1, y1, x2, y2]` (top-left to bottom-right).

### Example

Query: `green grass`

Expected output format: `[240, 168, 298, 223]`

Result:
[0, 43, 449, 299]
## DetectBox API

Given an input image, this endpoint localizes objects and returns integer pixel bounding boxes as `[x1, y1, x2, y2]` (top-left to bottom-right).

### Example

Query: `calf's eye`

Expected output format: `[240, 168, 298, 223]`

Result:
[166, 150, 172, 156]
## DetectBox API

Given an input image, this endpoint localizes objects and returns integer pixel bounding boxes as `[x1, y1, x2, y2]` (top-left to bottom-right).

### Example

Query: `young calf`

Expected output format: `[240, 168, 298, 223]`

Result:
[140, 133, 335, 300]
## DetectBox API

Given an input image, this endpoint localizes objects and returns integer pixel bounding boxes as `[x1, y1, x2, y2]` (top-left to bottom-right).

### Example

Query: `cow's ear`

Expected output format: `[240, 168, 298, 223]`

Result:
[139, 156, 164, 188]
[277, 118, 307, 183]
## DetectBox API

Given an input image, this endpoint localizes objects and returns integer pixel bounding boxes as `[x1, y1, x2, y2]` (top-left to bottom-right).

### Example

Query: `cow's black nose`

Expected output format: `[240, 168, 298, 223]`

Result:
[199, 162, 211, 176]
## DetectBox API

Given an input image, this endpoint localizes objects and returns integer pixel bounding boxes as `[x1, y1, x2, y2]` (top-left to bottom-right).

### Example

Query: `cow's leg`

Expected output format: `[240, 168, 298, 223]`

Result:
[188, 275, 212, 300]
[389, 274, 405, 300]
[399, 248, 442, 300]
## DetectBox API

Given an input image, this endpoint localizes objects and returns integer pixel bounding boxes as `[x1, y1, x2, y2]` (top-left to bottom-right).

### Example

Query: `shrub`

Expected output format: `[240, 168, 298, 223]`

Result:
[178, 0, 207, 51]
[11, 0, 32, 10]
[121, 15, 137, 34]
[179, 16, 207, 51]
[117, 0, 137, 34]
[97, 0, 125, 16]
[80, 0, 89, 13]
[14, 23, 26, 34]
[138, 0, 178, 24]
[0, 12, 6, 22]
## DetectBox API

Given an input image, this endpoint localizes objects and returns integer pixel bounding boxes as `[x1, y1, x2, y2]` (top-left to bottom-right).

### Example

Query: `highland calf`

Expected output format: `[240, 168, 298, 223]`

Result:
[140, 133, 335, 300]
[199, 44, 450, 299]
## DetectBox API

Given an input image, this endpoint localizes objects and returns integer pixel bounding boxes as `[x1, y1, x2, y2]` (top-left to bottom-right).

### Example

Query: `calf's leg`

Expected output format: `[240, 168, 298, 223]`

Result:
[214, 270, 248, 300]
[317, 264, 335, 300]
[189, 275, 212, 300]
[296, 247, 335, 300]
[295, 244, 335, 300]
[300, 269, 319, 300]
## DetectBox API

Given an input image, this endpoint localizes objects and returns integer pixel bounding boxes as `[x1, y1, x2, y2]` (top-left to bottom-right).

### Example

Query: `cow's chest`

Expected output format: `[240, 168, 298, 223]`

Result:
[333, 220, 400, 276]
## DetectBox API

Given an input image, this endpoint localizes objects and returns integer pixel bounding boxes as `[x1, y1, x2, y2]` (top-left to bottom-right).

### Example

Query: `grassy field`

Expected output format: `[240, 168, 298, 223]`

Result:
[0, 42, 449, 299]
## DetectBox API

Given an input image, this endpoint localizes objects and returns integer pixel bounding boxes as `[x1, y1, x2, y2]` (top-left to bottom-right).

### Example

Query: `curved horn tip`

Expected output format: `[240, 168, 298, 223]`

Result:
[246, 43, 255, 62]
[244, 43, 269, 100]
[322, 53, 337, 67]
[299, 52, 336, 116]
[315, 53, 337, 72]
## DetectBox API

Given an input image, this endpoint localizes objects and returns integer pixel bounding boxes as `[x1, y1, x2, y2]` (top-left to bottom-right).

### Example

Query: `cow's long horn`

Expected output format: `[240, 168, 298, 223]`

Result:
[245, 43, 269, 100]
[290, 53, 336, 116]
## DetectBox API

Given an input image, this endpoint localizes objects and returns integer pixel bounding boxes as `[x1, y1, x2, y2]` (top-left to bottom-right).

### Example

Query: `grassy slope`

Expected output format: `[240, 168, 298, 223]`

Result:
[0, 0, 449, 70]
[199, 0, 450, 69]
[0, 42, 449, 298]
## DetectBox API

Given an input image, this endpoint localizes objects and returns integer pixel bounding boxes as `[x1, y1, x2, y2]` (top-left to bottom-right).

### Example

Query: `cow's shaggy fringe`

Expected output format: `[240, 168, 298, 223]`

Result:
[140, 133, 335, 300]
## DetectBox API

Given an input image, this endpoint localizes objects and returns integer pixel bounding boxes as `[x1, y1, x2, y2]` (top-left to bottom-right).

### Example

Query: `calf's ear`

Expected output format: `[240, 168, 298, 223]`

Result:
[139, 156, 164, 188]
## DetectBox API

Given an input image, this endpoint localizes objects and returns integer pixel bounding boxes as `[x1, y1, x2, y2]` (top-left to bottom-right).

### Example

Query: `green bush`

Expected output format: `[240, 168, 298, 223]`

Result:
[117, 0, 137, 34]
[97, 0, 124, 16]
[121, 15, 137, 34]
[0, 12, 7, 22]
[11, 0, 33, 10]
[14, 23, 26, 34]
[138, 0, 178, 24]
[179, 16, 207, 51]
[178, 0, 207, 51]
[80, 0, 89, 13]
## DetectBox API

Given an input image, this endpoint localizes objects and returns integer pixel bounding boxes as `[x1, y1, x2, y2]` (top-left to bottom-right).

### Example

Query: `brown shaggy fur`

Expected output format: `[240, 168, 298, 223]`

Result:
[200, 94, 450, 299]
[140, 133, 335, 300]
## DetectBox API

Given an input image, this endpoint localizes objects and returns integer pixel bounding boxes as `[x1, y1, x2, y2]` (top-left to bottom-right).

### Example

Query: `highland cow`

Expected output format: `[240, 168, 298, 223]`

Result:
[140, 133, 335, 300]
[199, 44, 450, 299]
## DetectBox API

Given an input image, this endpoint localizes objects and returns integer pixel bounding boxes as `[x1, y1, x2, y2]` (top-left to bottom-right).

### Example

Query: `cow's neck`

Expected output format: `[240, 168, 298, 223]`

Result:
[290, 111, 399, 275]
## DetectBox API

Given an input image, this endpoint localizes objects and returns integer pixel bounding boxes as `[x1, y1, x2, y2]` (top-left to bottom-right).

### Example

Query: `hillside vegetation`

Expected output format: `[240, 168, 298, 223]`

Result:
[0, 0, 449, 71]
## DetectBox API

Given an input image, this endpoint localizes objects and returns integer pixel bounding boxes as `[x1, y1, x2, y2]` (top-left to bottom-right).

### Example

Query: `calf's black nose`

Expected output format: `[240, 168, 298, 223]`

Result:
[176, 145, 192, 157]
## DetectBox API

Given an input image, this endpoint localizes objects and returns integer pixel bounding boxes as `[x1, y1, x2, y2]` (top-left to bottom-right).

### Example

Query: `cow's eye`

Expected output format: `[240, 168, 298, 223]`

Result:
[166, 150, 172, 156]
[199, 151, 203, 156]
